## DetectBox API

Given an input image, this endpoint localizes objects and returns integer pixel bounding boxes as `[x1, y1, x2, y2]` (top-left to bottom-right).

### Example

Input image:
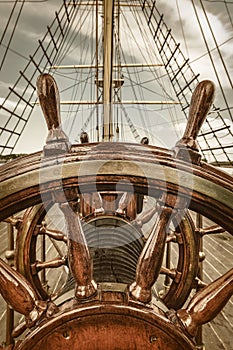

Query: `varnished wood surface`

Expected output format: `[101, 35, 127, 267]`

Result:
[0, 142, 232, 236]
[0, 220, 232, 349]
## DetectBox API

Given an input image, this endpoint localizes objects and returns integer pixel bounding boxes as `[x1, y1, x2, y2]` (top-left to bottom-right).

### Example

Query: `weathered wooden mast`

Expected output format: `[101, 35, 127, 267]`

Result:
[102, 0, 114, 141]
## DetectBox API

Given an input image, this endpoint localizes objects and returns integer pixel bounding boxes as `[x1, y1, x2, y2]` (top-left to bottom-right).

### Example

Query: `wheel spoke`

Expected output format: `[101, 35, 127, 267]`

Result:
[31, 257, 67, 274]
[39, 225, 68, 243]
[200, 225, 226, 236]
[47, 236, 67, 258]
[160, 267, 182, 283]
[166, 233, 178, 243]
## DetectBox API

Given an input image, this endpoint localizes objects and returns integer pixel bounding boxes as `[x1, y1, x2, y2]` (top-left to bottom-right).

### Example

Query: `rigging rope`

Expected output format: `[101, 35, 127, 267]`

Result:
[66, 64, 97, 136]
[49, 1, 97, 140]
[0, 42, 28, 61]
[199, 0, 233, 90]
[130, 5, 151, 134]
[0, 1, 79, 154]
[55, 2, 91, 65]
[175, 0, 189, 57]
[203, 0, 233, 3]
[191, 0, 233, 122]
[188, 37, 233, 64]
[1, 0, 232, 163]
[0, 0, 48, 2]
[131, 0, 183, 140]
[0, 0, 18, 46]
[139, 0, 233, 164]
[224, 0, 233, 29]
[0, 0, 25, 71]
[120, 6, 151, 135]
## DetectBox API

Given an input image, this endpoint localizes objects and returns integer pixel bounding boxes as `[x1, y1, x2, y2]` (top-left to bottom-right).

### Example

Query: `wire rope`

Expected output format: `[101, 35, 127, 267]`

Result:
[0, 0, 26, 71]
[224, 0, 233, 28]
[0, 1, 79, 154]
[0, 0, 48, 2]
[131, 1, 182, 140]
[66, 47, 97, 137]
[138, 0, 231, 163]
[199, 0, 233, 90]
[120, 6, 151, 135]
[191, 0, 232, 122]
[0, 42, 28, 61]
[130, 2, 179, 102]
[48, 2, 93, 136]
[0, 0, 18, 46]
[188, 36, 233, 64]
[175, 0, 189, 57]
[202, 0, 233, 3]
[56, 4, 91, 65]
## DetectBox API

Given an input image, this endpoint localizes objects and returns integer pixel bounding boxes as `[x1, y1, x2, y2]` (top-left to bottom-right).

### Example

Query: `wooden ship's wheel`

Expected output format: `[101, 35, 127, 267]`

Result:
[0, 75, 232, 350]
[15, 195, 198, 309]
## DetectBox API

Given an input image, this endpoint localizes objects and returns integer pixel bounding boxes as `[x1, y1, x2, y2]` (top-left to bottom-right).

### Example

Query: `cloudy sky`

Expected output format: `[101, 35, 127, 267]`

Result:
[0, 0, 232, 154]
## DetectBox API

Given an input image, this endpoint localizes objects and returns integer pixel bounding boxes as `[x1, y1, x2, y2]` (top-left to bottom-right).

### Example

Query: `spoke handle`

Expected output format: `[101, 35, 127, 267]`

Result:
[59, 203, 97, 299]
[0, 258, 53, 327]
[176, 80, 215, 150]
[37, 73, 70, 154]
[129, 204, 173, 303]
[36, 73, 61, 130]
[177, 268, 233, 337]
